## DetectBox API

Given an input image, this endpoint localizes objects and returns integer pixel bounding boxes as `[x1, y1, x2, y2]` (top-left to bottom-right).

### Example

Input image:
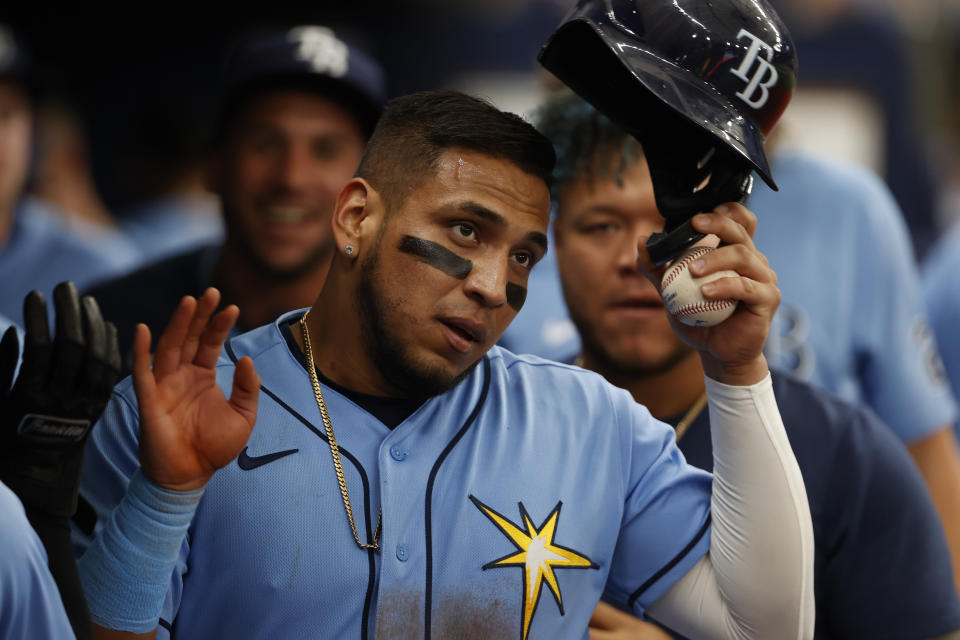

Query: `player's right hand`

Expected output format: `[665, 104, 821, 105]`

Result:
[133, 288, 259, 491]
[637, 202, 779, 386]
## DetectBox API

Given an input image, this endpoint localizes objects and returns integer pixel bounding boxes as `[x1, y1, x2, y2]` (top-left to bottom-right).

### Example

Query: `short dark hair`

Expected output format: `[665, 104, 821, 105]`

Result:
[534, 90, 643, 200]
[356, 90, 555, 210]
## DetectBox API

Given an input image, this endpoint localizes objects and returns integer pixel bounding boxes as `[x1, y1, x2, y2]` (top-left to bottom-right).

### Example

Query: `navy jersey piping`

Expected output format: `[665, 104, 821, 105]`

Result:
[423, 356, 491, 640]
[627, 515, 712, 609]
[225, 339, 378, 639]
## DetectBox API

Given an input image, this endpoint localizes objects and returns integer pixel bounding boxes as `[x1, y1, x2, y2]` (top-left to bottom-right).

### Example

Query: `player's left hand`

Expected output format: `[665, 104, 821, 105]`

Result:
[589, 601, 673, 639]
[0, 282, 121, 517]
[638, 202, 778, 386]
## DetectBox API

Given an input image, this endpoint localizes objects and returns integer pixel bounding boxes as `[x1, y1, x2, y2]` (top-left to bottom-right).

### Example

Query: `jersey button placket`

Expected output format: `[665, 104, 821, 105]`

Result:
[395, 544, 409, 561]
[389, 445, 408, 461]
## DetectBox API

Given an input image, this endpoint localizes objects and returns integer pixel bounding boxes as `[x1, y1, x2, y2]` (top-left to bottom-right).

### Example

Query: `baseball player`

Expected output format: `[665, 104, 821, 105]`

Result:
[539, 92, 960, 638]
[85, 24, 386, 370]
[75, 90, 813, 639]
[0, 26, 137, 322]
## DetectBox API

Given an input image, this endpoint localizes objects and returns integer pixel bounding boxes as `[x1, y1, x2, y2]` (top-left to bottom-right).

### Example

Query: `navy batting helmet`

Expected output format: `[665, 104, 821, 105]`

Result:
[539, 0, 798, 262]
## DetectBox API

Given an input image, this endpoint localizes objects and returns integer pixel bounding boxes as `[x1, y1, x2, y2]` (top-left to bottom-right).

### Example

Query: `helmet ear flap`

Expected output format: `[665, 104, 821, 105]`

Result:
[641, 126, 754, 265]
[643, 134, 754, 229]
[632, 110, 755, 264]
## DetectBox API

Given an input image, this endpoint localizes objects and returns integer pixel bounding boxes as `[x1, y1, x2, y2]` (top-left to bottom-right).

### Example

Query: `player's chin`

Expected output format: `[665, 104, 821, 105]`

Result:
[401, 355, 483, 398]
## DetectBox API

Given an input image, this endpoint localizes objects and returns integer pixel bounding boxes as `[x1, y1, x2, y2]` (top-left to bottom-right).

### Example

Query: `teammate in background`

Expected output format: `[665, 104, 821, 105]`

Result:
[924, 221, 960, 426]
[76, 90, 813, 639]
[0, 26, 138, 322]
[538, 93, 960, 638]
[85, 25, 385, 370]
[1, 282, 122, 640]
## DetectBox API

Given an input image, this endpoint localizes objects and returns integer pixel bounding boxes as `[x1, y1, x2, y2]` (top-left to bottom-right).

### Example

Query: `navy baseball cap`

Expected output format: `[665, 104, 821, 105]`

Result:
[218, 25, 387, 140]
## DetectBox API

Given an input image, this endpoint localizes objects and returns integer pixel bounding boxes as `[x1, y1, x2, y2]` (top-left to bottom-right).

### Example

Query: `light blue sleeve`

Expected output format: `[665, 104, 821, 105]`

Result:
[75, 381, 189, 635]
[923, 222, 960, 432]
[0, 481, 76, 640]
[850, 170, 957, 442]
[603, 389, 712, 616]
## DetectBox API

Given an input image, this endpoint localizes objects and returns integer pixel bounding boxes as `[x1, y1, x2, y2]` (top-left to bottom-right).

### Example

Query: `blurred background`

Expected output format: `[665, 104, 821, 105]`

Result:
[2, 0, 959, 259]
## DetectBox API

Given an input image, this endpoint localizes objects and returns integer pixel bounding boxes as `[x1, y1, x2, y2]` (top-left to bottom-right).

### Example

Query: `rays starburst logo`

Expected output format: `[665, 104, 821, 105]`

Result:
[470, 495, 598, 640]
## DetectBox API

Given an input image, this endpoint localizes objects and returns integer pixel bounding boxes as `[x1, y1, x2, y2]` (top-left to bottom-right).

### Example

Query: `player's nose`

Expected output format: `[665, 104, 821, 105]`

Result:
[463, 255, 509, 309]
[612, 229, 644, 273]
[275, 145, 313, 191]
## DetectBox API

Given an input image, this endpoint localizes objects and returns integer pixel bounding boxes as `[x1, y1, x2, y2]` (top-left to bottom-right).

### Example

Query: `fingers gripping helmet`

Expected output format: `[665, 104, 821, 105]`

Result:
[539, 0, 798, 263]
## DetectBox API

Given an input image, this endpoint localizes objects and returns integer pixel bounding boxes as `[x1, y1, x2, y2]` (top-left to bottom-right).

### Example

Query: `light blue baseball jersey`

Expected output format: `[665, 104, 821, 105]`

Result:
[502, 151, 957, 444]
[0, 481, 76, 640]
[78, 311, 712, 640]
[0, 197, 140, 322]
[923, 220, 960, 428]
[751, 152, 956, 443]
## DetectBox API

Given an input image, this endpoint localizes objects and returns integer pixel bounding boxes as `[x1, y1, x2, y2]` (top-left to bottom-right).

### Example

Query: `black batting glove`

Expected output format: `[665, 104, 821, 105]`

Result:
[0, 282, 121, 517]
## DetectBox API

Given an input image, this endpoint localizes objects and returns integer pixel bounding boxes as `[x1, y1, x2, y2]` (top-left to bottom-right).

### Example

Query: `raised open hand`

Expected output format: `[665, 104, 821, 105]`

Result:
[638, 203, 779, 385]
[133, 288, 259, 491]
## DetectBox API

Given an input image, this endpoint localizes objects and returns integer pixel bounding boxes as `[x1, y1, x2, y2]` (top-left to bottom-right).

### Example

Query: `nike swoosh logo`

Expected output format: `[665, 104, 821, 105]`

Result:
[237, 447, 299, 470]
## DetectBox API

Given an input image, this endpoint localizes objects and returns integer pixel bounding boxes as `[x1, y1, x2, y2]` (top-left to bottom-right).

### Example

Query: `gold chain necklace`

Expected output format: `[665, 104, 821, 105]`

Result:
[674, 393, 707, 441]
[573, 355, 706, 441]
[300, 310, 382, 551]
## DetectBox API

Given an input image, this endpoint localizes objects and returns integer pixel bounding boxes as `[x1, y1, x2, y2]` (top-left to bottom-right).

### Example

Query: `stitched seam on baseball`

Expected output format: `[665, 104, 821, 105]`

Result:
[660, 247, 712, 291]
[675, 299, 736, 317]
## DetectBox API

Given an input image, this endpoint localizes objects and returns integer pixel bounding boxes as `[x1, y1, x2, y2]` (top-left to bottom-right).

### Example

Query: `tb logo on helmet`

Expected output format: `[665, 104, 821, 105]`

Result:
[288, 26, 348, 79]
[730, 29, 779, 110]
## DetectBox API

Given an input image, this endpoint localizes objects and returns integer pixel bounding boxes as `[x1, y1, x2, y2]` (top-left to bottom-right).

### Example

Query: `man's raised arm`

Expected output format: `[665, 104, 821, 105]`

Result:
[641, 205, 815, 639]
[77, 288, 260, 640]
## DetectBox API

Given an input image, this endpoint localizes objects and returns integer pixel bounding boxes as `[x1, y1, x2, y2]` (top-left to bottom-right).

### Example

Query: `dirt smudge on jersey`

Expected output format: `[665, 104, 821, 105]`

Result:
[375, 587, 515, 639]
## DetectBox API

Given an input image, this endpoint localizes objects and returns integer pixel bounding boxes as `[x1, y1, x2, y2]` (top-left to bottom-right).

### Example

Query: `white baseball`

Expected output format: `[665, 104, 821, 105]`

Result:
[660, 246, 738, 327]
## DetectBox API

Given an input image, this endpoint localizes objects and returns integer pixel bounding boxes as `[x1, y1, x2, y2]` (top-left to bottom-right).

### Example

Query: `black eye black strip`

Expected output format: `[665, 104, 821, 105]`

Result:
[399, 235, 472, 279]
[399, 234, 526, 310]
[506, 283, 526, 311]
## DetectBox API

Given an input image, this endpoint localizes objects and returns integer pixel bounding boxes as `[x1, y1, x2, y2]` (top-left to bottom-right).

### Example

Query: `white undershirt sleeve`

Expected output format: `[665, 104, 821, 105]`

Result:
[646, 373, 815, 640]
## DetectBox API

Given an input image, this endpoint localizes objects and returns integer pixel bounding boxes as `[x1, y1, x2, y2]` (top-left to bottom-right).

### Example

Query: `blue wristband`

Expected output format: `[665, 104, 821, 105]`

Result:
[78, 469, 204, 632]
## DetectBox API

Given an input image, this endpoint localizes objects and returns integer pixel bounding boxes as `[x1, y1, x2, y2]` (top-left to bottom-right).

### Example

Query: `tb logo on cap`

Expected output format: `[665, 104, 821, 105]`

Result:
[729, 29, 779, 109]
[288, 26, 349, 78]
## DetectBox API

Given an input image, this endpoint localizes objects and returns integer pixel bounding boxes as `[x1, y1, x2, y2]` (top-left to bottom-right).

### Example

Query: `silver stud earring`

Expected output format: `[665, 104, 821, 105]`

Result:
[345, 245, 355, 256]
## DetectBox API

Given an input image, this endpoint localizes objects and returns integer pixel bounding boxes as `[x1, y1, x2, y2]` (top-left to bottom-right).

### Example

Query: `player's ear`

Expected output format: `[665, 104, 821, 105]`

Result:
[332, 177, 381, 259]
